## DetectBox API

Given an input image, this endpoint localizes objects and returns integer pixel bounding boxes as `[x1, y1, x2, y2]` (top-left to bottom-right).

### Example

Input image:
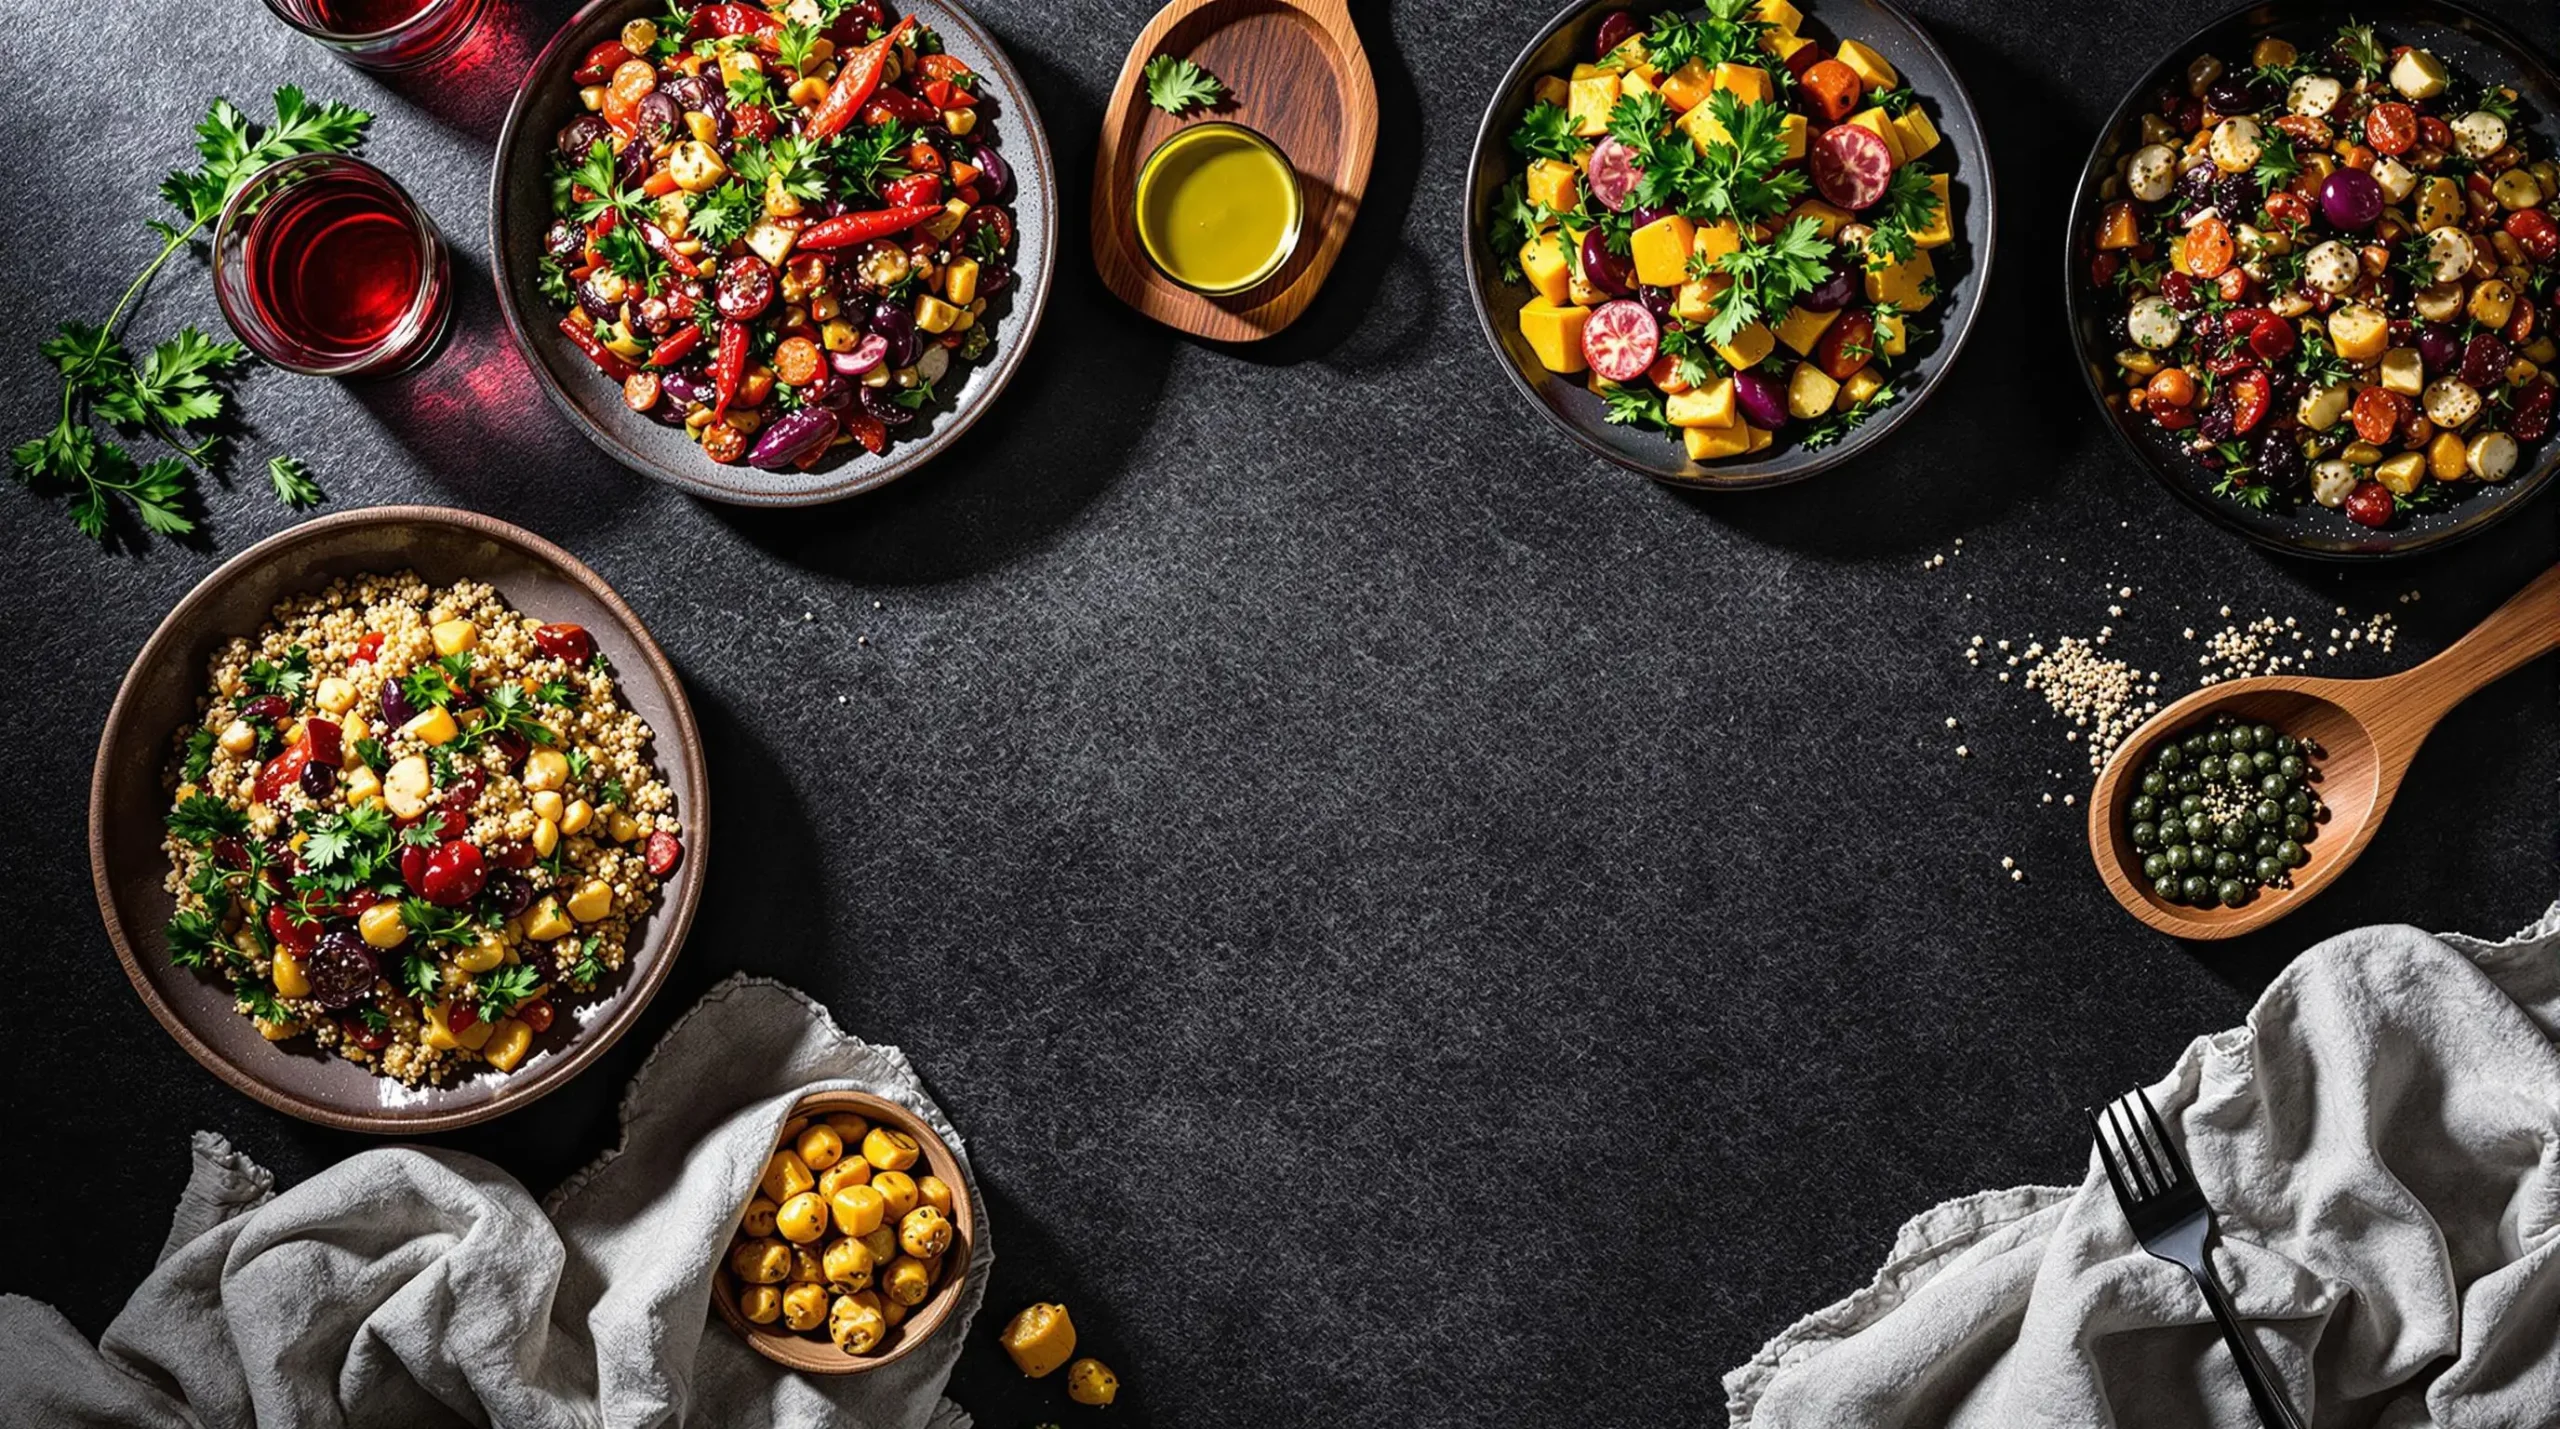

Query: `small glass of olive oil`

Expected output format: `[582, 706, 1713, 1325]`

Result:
[1133, 122, 1304, 296]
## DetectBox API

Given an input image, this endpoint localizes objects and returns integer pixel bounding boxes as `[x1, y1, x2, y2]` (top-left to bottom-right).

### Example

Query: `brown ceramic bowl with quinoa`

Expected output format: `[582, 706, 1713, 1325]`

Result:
[90, 507, 708, 1134]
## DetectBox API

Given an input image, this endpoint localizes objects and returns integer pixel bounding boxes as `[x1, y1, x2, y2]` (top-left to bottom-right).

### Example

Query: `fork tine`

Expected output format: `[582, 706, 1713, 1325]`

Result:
[2086, 1107, 2141, 1206]
[2136, 1088, 2186, 1190]
[2109, 1099, 2163, 1198]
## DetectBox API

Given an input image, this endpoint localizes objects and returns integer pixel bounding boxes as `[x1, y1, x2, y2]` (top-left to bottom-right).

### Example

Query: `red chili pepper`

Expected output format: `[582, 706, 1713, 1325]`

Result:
[711, 319, 749, 418]
[795, 203, 944, 249]
[919, 78, 974, 111]
[591, 206, 620, 237]
[646, 323, 704, 367]
[686, 3, 780, 42]
[803, 16, 915, 140]
[861, 88, 939, 126]
[573, 40, 630, 83]
[351, 631, 385, 665]
[560, 316, 639, 381]
[638, 220, 700, 277]
[882, 173, 942, 209]
[913, 53, 973, 82]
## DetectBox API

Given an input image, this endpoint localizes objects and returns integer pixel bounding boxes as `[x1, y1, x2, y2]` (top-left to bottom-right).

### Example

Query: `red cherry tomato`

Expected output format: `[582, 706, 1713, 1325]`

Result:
[2418, 115, 2455, 152]
[2226, 368, 2272, 435]
[1811, 123, 1894, 211]
[2343, 479, 2396, 528]
[2511, 379, 2557, 443]
[420, 841, 488, 907]
[520, 999, 557, 1034]
[2505, 209, 2560, 262]
[532, 622, 595, 664]
[351, 631, 385, 665]
[1580, 300, 1658, 382]
[344, 1016, 392, 1051]
[645, 831, 686, 877]
[254, 741, 313, 806]
[2263, 191, 2313, 233]
[2183, 216, 2234, 279]
[2363, 102, 2418, 156]
[2350, 386, 2409, 445]
[2247, 312, 2296, 362]
[400, 844, 433, 891]
[449, 1002, 481, 1033]
[267, 902, 321, 953]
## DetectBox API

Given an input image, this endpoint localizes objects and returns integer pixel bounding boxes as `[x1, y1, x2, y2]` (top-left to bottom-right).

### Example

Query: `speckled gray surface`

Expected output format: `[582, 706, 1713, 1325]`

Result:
[0, 1, 2553, 1425]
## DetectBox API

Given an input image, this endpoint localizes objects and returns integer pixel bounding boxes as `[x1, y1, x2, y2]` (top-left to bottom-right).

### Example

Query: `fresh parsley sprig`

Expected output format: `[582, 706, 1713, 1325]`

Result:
[1510, 101, 1582, 163]
[1700, 217, 1831, 347]
[1143, 55, 1225, 116]
[1867, 163, 1943, 266]
[12, 88, 360, 543]
[1640, 0, 1768, 73]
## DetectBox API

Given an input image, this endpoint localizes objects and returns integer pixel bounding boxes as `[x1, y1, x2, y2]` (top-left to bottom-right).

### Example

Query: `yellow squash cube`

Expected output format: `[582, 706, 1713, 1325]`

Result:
[1693, 218, 1744, 265]
[1684, 423, 1753, 460]
[1746, 424, 1775, 452]
[1876, 310, 1908, 358]
[1519, 300, 1591, 374]
[1532, 75, 1570, 108]
[1752, 0, 1801, 32]
[1773, 304, 1842, 356]
[1839, 367, 1886, 409]
[1892, 105, 1941, 161]
[1776, 113, 1810, 164]
[1665, 380, 1738, 429]
[1677, 101, 1729, 154]
[1864, 247, 1937, 311]
[1658, 58, 1714, 112]
[1765, 32, 1815, 67]
[1630, 214, 1697, 288]
[1836, 39, 1899, 91]
[1526, 158, 1578, 213]
[1620, 69, 1659, 103]
[1568, 74, 1621, 137]
[1672, 275, 1728, 323]
[1785, 199, 1854, 240]
[1519, 232, 1573, 305]
[1715, 321, 1776, 371]
[1712, 62, 1774, 106]
[1845, 107, 1906, 165]
[1787, 362, 1842, 420]
[1907, 173, 1953, 248]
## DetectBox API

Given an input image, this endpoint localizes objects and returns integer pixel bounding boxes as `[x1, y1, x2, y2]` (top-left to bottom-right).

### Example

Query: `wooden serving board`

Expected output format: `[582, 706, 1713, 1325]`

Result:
[1091, 0, 1377, 341]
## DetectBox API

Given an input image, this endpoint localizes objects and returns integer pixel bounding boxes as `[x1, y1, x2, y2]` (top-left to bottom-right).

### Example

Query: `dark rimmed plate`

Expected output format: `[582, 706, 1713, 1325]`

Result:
[1462, 0, 1996, 489]
[2065, 0, 2560, 558]
[489, 0, 1057, 507]
[90, 507, 709, 1134]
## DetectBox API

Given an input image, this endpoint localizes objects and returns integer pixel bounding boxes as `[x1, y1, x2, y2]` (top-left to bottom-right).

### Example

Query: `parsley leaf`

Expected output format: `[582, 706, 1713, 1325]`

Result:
[399, 951, 446, 1003]
[236, 979, 293, 1026]
[1799, 382, 1899, 449]
[245, 647, 313, 699]
[169, 793, 249, 844]
[567, 937, 608, 990]
[1509, 101, 1582, 163]
[825, 119, 912, 199]
[2336, 19, 2386, 81]
[182, 727, 217, 783]
[166, 908, 225, 968]
[1143, 55, 1225, 116]
[1641, 0, 1769, 73]
[473, 963, 544, 1023]
[2252, 132, 2299, 195]
[1602, 385, 1670, 430]
[267, 455, 323, 509]
[1702, 217, 1831, 347]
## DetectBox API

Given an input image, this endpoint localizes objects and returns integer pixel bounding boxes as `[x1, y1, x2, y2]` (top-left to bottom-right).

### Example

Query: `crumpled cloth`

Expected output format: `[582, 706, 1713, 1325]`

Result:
[1725, 903, 2560, 1429]
[0, 975, 989, 1429]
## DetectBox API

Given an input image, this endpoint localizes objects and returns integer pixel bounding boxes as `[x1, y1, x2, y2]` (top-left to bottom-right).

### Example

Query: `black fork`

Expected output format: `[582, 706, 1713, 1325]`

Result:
[2088, 1089, 2305, 1429]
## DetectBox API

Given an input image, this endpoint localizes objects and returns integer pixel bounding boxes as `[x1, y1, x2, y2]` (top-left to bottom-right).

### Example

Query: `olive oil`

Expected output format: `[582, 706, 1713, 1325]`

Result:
[1134, 123, 1302, 295]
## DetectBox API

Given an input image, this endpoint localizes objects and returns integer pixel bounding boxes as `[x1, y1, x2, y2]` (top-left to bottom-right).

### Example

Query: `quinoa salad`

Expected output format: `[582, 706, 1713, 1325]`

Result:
[158, 573, 684, 1085]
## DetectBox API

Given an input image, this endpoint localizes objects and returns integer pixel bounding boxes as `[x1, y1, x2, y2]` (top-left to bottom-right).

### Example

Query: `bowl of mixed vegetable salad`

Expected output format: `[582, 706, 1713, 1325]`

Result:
[1466, 0, 1990, 487]
[492, 0, 1054, 506]
[2070, 0, 2560, 556]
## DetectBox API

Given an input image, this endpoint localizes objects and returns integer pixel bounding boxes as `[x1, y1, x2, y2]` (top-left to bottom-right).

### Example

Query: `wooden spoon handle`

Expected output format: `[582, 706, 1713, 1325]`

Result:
[2393, 561, 2560, 727]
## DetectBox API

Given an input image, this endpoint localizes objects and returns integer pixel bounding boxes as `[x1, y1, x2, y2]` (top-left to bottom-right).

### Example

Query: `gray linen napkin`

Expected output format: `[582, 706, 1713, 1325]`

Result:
[1725, 903, 2560, 1429]
[0, 974, 988, 1429]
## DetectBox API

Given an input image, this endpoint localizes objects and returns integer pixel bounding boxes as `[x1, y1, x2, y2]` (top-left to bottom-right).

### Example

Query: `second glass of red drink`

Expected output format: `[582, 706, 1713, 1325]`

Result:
[213, 154, 453, 379]
[261, 0, 491, 69]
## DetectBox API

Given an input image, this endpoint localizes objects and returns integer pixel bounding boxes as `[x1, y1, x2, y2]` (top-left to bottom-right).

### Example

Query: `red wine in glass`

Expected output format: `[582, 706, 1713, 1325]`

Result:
[215, 156, 450, 377]
[262, 0, 487, 68]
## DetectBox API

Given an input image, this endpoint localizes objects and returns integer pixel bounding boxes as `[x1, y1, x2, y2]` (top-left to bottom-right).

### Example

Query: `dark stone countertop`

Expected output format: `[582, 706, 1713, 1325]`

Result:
[0, 1, 2552, 1424]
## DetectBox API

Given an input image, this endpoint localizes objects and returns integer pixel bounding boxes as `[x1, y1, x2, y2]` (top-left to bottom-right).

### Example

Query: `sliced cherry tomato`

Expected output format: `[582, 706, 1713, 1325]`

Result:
[2153, 403, 2197, 430]
[2363, 102, 2418, 156]
[2247, 312, 2296, 362]
[2145, 367, 2196, 408]
[533, 622, 595, 664]
[344, 1015, 392, 1051]
[2262, 191, 2313, 234]
[267, 902, 321, 954]
[844, 406, 889, 455]
[2351, 386, 2409, 445]
[2183, 216, 2234, 279]
[2214, 266, 2253, 302]
[914, 53, 974, 83]
[2505, 208, 2560, 262]
[352, 631, 384, 665]
[1580, 299, 1658, 381]
[1647, 350, 1694, 396]
[2226, 367, 2272, 435]
[919, 78, 974, 111]
[882, 173, 943, 209]
[2418, 115, 2455, 152]
[573, 40, 630, 84]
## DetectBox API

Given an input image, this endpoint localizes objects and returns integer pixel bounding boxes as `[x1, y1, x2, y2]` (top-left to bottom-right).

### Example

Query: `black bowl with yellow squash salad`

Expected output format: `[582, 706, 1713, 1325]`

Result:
[1463, 0, 1993, 488]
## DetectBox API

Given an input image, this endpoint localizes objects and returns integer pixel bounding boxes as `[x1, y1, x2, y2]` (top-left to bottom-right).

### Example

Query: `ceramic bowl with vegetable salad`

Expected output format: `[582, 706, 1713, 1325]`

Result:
[157, 573, 684, 1085]
[2085, 17, 2558, 530]
[1486, 0, 1959, 463]
[539, 0, 1020, 472]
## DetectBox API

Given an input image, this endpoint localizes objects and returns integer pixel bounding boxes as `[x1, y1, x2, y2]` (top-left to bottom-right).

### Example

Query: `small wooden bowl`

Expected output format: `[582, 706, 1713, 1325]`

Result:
[89, 507, 709, 1133]
[710, 1089, 975, 1375]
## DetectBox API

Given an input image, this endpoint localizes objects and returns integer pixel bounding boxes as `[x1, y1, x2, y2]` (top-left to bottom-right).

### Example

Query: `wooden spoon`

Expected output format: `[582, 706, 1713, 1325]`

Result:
[2088, 562, 2560, 940]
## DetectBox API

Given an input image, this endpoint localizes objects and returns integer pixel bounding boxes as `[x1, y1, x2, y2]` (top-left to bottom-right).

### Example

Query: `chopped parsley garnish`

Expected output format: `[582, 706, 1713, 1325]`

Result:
[1509, 101, 1582, 163]
[1488, 176, 1559, 284]
[567, 937, 608, 990]
[1800, 383, 1899, 449]
[267, 455, 324, 509]
[235, 980, 292, 1025]
[402, 652, 472, 711]
[685, 181, 759, 249]
[399, 951, 445, 1003]
[1142, 55, 1225, 116]
[1700, 217, 1831, 347]
[473, 963, 543, 1023]
[181, 727, 216, 783]
[458, 681, 558, 751]
[1866, 163, 1943, 266]
[1602, 386, 1670, 430]
[823, 119, 912, 199]
[2336, 19, 2386, 80]
[169, 793, 249, 844]
[244, 646, 313, 699]
[1639, 0, 1769, 73]
[166, 908, 224, 968]
[356, 737, 390, 771]
[2252, 133, 2299, 194]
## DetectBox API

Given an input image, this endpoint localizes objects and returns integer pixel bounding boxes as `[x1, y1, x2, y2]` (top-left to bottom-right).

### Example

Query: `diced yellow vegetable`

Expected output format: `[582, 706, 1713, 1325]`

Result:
[1864, 247, 1937, 311]
[1845, 108, 1906, 166]
[425, 1000, 495, 1052]
[1673, 276, 1728, 324]
[2330, 304, 2389, 363]
[1765, 32, 1815, 67]
[1836, 39, 1898, 90]
[915, 295, 959, 334]
[454, 933, 507, 974]
[1752, 0, 1801, 32]
[1715, 321, 1775, 371]
[430, 619, 478, 657]
[1620, 69, 1659, 103]
[2375, 451, 2427, 495]
[1519, 300, 1590, 374]
[1658, 58, 1713, 113]
[1665, 380, 1738, 429]
[272, 950, 310, 999]
[1773, 304, 1843, 356]
[1526, 158, 1579, 212]
[567, 878, 613, 923]
[524, 895, 574, 942]
[1532, 75, 1570, 109]
[1693, 219, 1744, 264]
[400, 705, 459, 746]
[1746, 424, 1775, 452]
[944, 256, 980, 307]
[1519, 232, 1573, 305]
[1787, 362, 1842, 419]
[1841, 367, 1886, 408]
[1786, 199, 1854, 241]
[1892, 105, 1941, 161]
[484, 1018, 534, 1073]
[1677, 101, 1728, 154]
[1002, 1304, 1079, 1378]
[1601, 38, 1656, 82]
[1712, 62, 1773, 106]
[1684, 422, 1752, 460]
[342, 764, 382, 808]
[1776, 113, 1809, 164]
[1905, 173, 1954, 248]
[1630, 215, 1697, 287]
[1876, 310, 1908, 358]
[1568, 74, 1621, 137]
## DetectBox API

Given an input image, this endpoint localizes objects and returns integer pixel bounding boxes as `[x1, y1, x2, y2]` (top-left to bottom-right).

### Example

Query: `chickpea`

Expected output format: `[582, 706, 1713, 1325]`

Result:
[823, 1113, 871, 1144]
[831, 1183, 887, 1236]
[900, 1206, 953, 1259]
[796, 1124, 845, 1172]
[760, 1149, 815, 1202]
[741, 1196, 780, 1237]
[777, 1191, 831, 1244]
[739, 1284, 782, 1324]
[730, 1239, 791, 1285]
[999, 1302, 1077, 1378]
[870, 1170, 919, 1220]
[1066, 1357, 1120, 1407]
[781, 1282, 829, 1332]
[862, 1127, 921, 1173]
[823, 1235, 876, 1289]
[830, 1293, 886, 1354]
[882, 1255, 933, 1307]
[916, 1174, 955, 1217]
[788, 1246, 827, 1284]
[858, 1225, 899, 1266]
[818, 1160, 872, 1198]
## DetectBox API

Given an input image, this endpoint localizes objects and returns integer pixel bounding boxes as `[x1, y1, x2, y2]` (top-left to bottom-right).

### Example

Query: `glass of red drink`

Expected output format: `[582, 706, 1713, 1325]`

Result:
[261, 0, 489, 69]
[213, 155, 453, 379]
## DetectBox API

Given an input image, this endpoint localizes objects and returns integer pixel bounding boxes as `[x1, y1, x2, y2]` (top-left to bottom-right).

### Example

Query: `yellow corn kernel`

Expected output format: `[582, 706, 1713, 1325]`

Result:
[358, 901, 410, 949]
[818, 1161, 872, 1199]
[1067, 1358, 1120, 1407]
[454, 933, 508, 974]
[824, 1235, 876, 1288]
[531, 817, 560, 858]
[530, 790, 565, 823]
[522, 747, 569, 792]
[1000, 1303, 1077, 1377]
[430, 619, 478, 656]
[742, 1196, 780, 1237]
[914, 295, 959, 334]
[561, 799, 596, 836]
[524, 895, 574, 941]
[830, 1292, 886, 1353]
[797, 1124, 845, 1171]
[778, 1191, 831, 1243]
[483, 1017, 533, 1072]
[401, 705, 460, 746]
[832, 1183, 887, 1235]
[731, 1239, 791, 1284]
[272, 950, 310, 998]
[342, 765, 382, 807]
[566, 879, 613, 923]
[882, 1256, 933, 1306]
[315, 676, 357, 714]
[900, 1206, 954, 1258]
[739, 1284, 782, 1324]
[870, 1170, 918, 1218]
[762, 1149, 817, 1202]
[944, 256, 980, 307]
[778, 1282, 827, 1331]
[858, 1224, 898, 1264]
[862, 1126, 922, 1172]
